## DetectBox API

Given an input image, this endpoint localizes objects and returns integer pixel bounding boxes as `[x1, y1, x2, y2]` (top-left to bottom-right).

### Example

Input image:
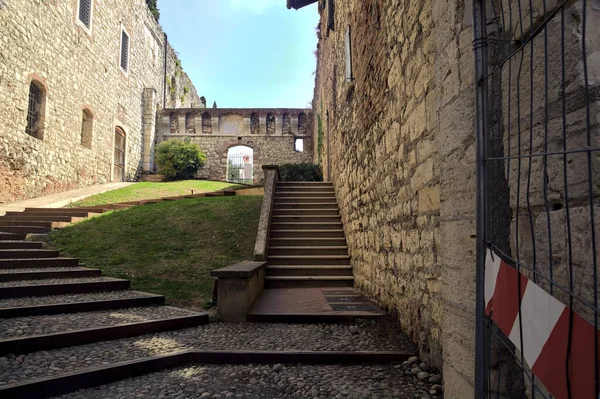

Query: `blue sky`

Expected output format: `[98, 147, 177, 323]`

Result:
[159, 0, 319, 109]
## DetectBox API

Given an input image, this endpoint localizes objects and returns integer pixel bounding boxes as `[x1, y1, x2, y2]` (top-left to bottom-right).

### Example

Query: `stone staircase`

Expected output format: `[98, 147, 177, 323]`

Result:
[266, 182, 354, 288]
[0, 207, 208, 354]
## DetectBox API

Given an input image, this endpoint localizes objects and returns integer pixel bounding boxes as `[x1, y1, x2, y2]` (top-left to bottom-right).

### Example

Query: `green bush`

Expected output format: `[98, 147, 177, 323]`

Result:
[279, 163, 323, 182]
[156, 139, 206, 181]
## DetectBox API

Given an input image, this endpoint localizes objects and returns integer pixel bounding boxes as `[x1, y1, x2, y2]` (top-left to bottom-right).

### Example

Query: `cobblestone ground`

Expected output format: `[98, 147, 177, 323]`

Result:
[55, 363, 440, 399]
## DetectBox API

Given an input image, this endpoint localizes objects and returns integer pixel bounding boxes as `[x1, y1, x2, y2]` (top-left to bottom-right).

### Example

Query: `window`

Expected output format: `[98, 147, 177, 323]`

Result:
[345, 25, 354, 82]
[26, 81, 45, 140]
[120, 28, 130, 74]
[113, 127, 126, 181]
[81, 109, 93, 148]
[294, 138, 304, 152]
[326, 0, 334, 34]
[77, 0, 93, 31]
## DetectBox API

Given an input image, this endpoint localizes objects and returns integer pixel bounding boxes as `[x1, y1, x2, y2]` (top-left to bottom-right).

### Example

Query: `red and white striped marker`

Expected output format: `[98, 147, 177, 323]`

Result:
[485, 248, 600, 398]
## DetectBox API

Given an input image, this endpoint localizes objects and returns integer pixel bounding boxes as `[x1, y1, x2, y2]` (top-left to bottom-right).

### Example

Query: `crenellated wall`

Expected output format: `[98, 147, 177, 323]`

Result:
[156, 108, 314, 184]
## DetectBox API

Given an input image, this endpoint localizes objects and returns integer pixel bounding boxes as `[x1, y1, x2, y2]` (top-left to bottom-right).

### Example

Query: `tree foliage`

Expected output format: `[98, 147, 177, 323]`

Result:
[146, 0, 160, 21]
[156, 139, 206, 181]
[279, 163, 323, 182]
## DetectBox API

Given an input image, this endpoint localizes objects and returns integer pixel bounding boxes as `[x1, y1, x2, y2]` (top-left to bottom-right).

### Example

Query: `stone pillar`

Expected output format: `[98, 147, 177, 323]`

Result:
[142, 88, 157, 173]
[275, 115, 283, 135]
[160, 114, 170, 140]
[178, 114, 186, 135]
[291, 117, 299, 135]
[242, 117, 251, 135]
[194, 115, 202, 135]
[211, 117, 219, 135]
[259, 117, 267, 135]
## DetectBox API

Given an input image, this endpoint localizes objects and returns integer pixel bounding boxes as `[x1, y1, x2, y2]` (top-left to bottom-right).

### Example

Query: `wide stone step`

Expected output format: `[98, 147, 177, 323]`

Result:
[0, 241, 44, 250]
[267, 255, 351, 266]
[0, 226, 51, 234]
[274, 197, 337, 203]
[0, 277, 130, 298]
[267, 246, 349, 256]
[0, 267, 102, 282]
[5, 211, 93, 219]
[277, 182, 333, 186]
[264, 276, 354, 288]
[268, 237, 347, 246]
[24, 207, 106, 214]
[273, 202, 339, 209]
[274, 186, 335, 192]
[270, 230, 346, 238]
[0, 306, 208, 355]
[0, 233, 26, 241]
[0, 215, 76, 222]
[272, 208, 340, 216]
[275, 191, 335, 198]
[0, 257, 79, 269]
[271, 215, 341, 223]
[266, 265, 353, 277]
[270, 222, 343, 230]
[0, 291, 165, 318]
[0, 221, 55, 228]
[0, 249, 60, 259]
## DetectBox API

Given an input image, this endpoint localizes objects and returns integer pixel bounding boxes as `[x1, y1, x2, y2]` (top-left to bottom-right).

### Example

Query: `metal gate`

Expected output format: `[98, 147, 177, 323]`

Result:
[227, 152, 253, 185]
[473, 0, 599, 397]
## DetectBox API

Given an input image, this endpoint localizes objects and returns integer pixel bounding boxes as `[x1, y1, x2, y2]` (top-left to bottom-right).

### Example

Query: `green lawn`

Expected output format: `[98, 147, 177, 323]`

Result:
[49, 196, 263, 310]
[70, 181, 242, 207]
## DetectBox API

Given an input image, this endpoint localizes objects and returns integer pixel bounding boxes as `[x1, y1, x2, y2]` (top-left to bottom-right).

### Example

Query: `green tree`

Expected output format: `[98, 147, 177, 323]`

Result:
[146, 0, 160, 21]
[156, 139, 206, 181]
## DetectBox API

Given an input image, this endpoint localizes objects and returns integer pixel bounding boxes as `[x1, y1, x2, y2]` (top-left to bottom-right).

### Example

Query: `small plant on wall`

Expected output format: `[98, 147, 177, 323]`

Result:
[156, 139, 206, 181]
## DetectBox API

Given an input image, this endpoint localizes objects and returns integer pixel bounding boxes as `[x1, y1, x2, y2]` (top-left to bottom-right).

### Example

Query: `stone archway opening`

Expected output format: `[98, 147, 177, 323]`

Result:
[226, 145, 253, 185]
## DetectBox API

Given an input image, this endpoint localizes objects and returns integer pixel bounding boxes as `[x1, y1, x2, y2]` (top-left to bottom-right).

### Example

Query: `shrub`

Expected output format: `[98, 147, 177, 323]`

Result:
[156, 139, 206, 181]
[279, 163, 323, 182]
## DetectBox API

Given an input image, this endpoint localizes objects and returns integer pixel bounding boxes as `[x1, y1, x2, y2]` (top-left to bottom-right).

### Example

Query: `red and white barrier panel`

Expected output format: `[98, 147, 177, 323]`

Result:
[485, 248, 600, 398]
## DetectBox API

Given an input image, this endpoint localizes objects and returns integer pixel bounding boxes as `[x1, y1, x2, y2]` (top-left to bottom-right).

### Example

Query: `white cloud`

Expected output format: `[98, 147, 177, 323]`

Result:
[230, 0, 281, 14]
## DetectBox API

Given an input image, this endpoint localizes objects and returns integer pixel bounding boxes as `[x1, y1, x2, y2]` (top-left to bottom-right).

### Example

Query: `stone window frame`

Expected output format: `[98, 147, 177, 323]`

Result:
[294, 138, 304, 153]
[80, 106, 94, 149]
[76, 0, 94, 35]
[25, 79, 47, 141]
[119, 25, 131, 76]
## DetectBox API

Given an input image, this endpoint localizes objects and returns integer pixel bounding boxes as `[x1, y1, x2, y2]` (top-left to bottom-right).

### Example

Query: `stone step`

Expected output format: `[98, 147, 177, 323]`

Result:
[24, 207, 106, 214]
[273, 202, 339, 209]
[270, 229, 346, 238]
[0, 241, 44, 249]
[0, 249, 60, 259]
[270, 222, 343, 230]
[0, 306, 208, 355]
[274, 197, 337, 203]
[0, 226, 52, 234]
[0, 257, 79, 269]
[0, 232, 26, 241]
[271, 215, 341, 223]
[271, 208, 340, 216]
[0, 215, 78, 222]
[266, 265, 353, 277]
[0, 221, 54, 227]
[0, 277, 130, 298]
[264, 276, 354, 288]
[268, 237, 347, 246]
[267, 246, 349, 256]
[275, 186, 335, 192]
[0, 267, 102, 282]
[267, 255, 351, 266]
[6, 210, 95, 218]
[277, 182, 333, 186]
[0, 291, 166, 318]
[275, 191, 336, 198]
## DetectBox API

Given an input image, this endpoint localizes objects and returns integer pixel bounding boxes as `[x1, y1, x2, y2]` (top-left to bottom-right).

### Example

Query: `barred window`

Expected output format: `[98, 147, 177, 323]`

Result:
[120, 28, 130, 73]
[26, 81, 45, 140]
[345, 25, 353, 82]
[78, 0, 92, 29]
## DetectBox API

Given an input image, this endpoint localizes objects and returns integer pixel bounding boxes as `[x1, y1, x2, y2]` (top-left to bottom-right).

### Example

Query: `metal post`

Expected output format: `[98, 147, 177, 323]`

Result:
[473, 0, 489, 397]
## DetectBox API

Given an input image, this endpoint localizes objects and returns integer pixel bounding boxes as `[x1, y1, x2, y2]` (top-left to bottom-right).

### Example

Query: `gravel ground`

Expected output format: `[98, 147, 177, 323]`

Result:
[0, 321, 416, 385]
[0, 290, 158, 309]
[53, 363, 440, 399]
[0, 277, 121, 287]
[0, 267, 92, 274]
[0, 306, 195, 339]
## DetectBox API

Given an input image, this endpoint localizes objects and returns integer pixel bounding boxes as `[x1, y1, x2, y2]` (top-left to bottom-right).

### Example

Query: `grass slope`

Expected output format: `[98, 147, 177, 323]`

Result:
[70, 181, 242, 207]
[50, 196, 263, 310]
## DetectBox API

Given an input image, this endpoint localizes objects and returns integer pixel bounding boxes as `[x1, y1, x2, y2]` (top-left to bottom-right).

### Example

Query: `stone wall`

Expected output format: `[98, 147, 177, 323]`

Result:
[157, 108, 314, 184]
[0, 0, 200, 203]
[312, 0, 478, 396]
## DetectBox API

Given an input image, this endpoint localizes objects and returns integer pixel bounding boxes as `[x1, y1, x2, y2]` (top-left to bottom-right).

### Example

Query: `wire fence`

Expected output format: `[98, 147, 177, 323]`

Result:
[473, 0, 599, 397]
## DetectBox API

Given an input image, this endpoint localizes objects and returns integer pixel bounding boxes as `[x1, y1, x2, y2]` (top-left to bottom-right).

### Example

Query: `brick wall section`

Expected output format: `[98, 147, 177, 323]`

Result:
[313, 0, 477, 396]
[0, 0, 200, 203]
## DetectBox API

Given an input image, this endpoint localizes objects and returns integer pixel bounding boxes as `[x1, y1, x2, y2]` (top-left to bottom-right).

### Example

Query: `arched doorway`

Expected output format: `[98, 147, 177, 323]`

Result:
[227, 145, 253, 185]
[113, 127, 126, 182]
